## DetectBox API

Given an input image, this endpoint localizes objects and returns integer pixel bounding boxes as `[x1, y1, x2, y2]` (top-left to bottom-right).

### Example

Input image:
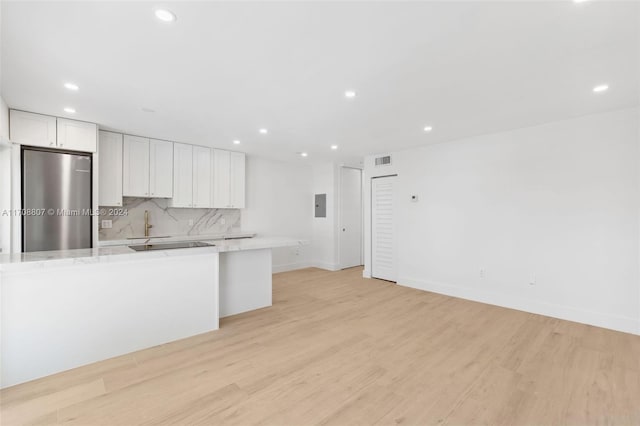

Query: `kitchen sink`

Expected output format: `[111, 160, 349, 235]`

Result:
[128, 241, 215, 251]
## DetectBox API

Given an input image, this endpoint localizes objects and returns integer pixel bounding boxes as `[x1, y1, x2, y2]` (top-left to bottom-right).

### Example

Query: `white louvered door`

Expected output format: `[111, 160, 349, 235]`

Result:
[372, 175, 397, 282]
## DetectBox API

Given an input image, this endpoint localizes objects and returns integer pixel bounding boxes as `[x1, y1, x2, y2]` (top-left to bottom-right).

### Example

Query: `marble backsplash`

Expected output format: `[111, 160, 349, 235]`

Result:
[99, 198, 241, 240]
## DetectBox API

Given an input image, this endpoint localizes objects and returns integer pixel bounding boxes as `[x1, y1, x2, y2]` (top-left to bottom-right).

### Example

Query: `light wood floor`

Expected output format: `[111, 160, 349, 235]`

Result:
[1, 267, 639, 426]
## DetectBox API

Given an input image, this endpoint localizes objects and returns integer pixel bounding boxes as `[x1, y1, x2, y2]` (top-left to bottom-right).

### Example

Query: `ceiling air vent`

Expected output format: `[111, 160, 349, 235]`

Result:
[375, 155, 392, 166]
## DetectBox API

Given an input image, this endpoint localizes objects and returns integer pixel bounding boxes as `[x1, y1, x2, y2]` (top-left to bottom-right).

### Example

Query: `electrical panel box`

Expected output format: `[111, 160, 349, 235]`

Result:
[315, 193, 326, 218]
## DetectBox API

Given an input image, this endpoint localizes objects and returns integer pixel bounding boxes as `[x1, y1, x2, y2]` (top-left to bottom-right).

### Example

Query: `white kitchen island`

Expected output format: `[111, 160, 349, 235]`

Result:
[0, 237, 305, 388]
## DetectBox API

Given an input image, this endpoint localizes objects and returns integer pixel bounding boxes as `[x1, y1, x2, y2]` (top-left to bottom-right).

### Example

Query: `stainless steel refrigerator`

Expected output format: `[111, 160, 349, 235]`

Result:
[22, 147, 92, 252]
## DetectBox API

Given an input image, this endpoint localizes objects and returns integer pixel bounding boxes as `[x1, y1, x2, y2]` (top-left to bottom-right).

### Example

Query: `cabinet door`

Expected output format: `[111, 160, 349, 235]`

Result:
[57, 118, 97, 152]
[149, 139, 173, 198]
[169, 143, 193, 208]
[98, 131, 123, 206]
[193, 146, 212, 208]
[122, 135, 150, 197]
[212, 149, 230, 208]
[229, 152, 246, 208]
[9, 110, 57, 148]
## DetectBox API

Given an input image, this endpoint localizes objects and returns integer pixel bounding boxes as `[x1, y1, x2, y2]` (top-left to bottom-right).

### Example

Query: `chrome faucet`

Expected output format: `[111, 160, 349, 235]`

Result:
[144, 210, 153, 237]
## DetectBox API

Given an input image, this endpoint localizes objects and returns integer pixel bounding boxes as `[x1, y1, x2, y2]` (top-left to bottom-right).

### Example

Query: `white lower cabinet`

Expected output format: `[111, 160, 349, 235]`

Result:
[193, 146, 212, 208]
[213, 149, 245, 208]
[98, 131, 123, 206]
[122, 135, 150, 197]
[169, 143, 194, 208]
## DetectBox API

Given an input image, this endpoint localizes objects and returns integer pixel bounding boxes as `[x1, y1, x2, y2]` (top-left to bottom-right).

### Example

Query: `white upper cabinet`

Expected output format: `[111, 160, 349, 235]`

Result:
[9, 110, 57, 148]
[193, 146, 212, 208]
[229, 151, 246, 208]
[149, 139, 173, 198]
[122, 135, 150, 197]
[57, 118, 97, 152]
[98, 131, 123, 206]
[213, 149, 231, 208]
[213, 149, 245, 208]
[169, 143, 194, 208]
[9, 110, 96, 152]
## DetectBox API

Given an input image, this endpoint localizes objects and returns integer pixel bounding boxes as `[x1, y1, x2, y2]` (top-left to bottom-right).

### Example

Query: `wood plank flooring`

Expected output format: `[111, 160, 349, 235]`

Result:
[1, 267, 639, 425]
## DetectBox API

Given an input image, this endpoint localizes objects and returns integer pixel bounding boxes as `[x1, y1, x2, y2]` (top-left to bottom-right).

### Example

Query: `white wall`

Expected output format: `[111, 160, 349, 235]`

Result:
[0, 96, 11, 254]
[364, 108, 640, 335]
[241, 155, 313, 272]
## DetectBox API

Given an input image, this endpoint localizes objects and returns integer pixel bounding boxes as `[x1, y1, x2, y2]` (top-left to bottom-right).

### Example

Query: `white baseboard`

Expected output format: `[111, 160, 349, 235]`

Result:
[272, 262, 312, 273]
[310, 262, 341, 271]
[399, 276, 640, 336]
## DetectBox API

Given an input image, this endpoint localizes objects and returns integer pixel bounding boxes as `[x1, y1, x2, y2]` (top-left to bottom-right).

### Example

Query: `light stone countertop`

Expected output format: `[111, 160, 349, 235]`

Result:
[97, 231, 257, 247]
[0, 237, 308, 272]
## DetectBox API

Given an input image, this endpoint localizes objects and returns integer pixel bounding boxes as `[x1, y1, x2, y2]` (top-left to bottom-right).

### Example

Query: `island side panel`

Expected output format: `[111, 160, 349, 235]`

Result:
[219, 248, 272, 318]
[0, 252, 219, 388]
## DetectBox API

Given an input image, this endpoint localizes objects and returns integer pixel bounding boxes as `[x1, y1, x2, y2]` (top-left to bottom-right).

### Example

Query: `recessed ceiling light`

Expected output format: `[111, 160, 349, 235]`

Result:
[233, 140, 241, 145]
[330, 145, 338, 150]
[344, 90, 356, 99]
[63, 107, 76, 114]
[259, 128, 268, 134]
[593, 84, 609, 93]
[573, 0, 590, 3]
[141, 107, 156, 113]
[64, 82, 79, 91]
[301, 152, 308, 157]
[155, 9, 176, 22]
[423, 126, 433, 132]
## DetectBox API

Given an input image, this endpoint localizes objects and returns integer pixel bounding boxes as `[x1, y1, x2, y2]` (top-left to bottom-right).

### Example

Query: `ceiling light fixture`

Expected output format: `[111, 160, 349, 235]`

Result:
[344, 90, 356, 99]
[64, 82, 79, 91]
[593, 84, 609, 93]
[423, 126, 433, 132]
[301, 152, 308, 157]
[233, 140, 241, 145]
[155, 9, 176, 22]
[573, 0, 590, 3]
[64, 107, 76, 114]
[331, 145, 338, 150]
[259, 128, 268, 134]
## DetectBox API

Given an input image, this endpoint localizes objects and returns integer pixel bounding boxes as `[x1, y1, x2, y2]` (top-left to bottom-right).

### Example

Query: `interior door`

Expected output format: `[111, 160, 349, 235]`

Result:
[340, 167, 362, 269]
[371, 175, 397, 282]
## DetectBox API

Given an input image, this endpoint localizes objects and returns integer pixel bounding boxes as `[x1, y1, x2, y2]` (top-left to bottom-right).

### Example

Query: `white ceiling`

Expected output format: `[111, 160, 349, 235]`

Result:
[2, 1, 638, 164]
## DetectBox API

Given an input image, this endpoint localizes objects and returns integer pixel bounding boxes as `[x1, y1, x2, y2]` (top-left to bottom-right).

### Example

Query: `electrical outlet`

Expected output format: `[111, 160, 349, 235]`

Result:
[101, 220, 112, 229]
[188, 219, 194, 226]
[221, 218, 226, 225]
[480, 268, 485, 278]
